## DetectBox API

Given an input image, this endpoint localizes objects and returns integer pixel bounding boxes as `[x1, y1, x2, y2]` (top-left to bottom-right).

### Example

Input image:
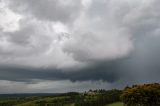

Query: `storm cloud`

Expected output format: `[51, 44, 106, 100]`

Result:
[0, 0, 160, 93]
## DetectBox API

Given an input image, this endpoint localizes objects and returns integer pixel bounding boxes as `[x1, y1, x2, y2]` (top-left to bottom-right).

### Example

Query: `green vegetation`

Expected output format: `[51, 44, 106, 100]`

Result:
[0, 90, 122, 106]
[121, 83, 160, 106]
[75, 89, 122, 106]
[0, 83, 159, 106]
[106, 102, 123, 106]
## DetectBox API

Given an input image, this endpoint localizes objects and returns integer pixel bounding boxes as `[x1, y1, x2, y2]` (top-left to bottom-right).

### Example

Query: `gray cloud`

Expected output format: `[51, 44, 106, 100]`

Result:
[0, 0, 160, 93]
[0, 61, 121, 82]
[7, 0, 82, 23]
[0, 80, 112, 94]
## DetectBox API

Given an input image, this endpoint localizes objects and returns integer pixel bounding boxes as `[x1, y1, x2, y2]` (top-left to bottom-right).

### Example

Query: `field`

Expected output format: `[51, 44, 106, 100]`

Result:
[0, 90, 122, 106]
[106, 102, 123, 106]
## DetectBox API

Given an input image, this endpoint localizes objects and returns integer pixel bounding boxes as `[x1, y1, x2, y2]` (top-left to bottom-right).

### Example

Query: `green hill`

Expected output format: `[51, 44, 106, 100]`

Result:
[0, 90, 122, 106]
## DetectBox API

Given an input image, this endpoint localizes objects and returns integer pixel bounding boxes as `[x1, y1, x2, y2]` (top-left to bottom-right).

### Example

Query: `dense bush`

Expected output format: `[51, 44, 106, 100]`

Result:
[121, 83, 160, 106]
[75, 89, 122, 106]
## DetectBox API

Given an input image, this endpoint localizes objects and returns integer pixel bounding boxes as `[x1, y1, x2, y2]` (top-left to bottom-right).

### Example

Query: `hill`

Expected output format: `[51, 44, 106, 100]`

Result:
[0, 90, 122, 106]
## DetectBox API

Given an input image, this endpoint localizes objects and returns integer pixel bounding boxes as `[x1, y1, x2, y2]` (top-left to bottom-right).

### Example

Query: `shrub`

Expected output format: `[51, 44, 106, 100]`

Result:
[121, 83, 160, 106]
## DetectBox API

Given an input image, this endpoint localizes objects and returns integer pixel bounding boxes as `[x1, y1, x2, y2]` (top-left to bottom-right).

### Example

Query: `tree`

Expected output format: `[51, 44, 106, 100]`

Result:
[121, 83, 160, 106]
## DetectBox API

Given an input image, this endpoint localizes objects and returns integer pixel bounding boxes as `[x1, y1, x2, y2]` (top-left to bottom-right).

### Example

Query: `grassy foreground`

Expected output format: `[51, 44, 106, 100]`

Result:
[106, 102, 123, 106]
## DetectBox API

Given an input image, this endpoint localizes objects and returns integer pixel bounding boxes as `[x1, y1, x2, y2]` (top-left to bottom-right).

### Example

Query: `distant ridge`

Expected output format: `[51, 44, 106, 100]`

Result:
[0, 93, 63, 97]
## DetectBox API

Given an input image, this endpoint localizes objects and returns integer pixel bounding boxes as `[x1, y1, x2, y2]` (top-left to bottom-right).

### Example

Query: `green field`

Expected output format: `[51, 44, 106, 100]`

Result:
[0, 90, 122, 106]
[106, 102, 123, 106]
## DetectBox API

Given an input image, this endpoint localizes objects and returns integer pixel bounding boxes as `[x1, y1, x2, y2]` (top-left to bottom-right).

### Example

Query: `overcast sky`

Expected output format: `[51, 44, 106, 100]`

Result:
[0, 0, 160, 93]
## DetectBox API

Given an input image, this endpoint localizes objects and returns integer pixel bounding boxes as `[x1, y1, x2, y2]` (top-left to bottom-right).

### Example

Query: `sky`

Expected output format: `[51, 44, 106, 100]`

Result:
[0, 0, 160, 93]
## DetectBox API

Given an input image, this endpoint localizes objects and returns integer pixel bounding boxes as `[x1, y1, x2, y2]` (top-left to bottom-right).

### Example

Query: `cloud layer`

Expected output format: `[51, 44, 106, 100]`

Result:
[0, 0, 160, 93]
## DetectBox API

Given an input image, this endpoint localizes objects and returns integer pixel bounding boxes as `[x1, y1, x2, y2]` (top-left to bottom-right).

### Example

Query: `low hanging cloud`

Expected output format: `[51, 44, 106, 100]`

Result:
[0, 0, 160, 92]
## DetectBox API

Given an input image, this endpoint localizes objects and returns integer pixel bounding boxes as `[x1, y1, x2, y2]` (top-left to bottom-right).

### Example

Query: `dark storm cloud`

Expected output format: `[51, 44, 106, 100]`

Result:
[0, 66, 65, 82]
[2, 39, 160, 83]
[0, 0, 160, 93]
[0, 60, 123, 83]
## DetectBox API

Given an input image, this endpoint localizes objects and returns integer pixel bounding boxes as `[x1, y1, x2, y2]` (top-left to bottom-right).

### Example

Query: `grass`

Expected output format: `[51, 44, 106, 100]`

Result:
[15, 96, 70, 106]
[106, 102, 123, 106]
